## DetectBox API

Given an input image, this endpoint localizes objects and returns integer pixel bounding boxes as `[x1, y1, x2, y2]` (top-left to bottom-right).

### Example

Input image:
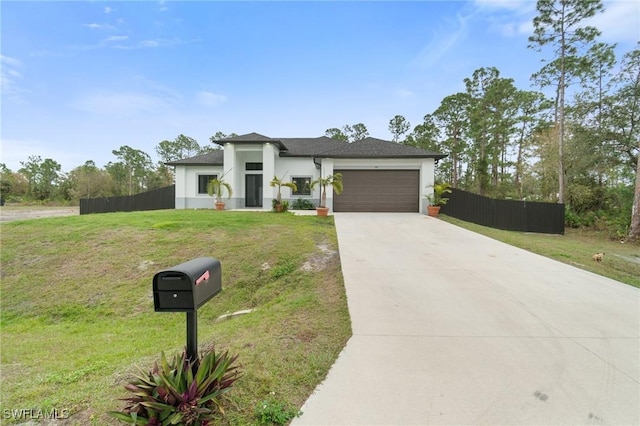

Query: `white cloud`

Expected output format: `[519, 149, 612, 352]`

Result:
[412, 13, 471, 69]
[72, 91, 174, 117]
[1, 55, 21, 67]
[104, 35, 129, 42]
[393, 89, 415, 99]
[473, 0, 535, 14]
[589, 1, 640, 43]
[104, 6, 113, 14]
[195, 91, 227, 107]
[159, 0, 168, 12]
[471, 0, 534, 37]
[140, 40, 159, 48]
[475, 0, 640, 41]
[1, 55, 25, 102]
[82, 23, 115, 31]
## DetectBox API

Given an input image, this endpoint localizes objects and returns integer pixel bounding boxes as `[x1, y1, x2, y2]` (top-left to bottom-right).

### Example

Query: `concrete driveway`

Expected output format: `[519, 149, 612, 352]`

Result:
[293, 213, 639, 425]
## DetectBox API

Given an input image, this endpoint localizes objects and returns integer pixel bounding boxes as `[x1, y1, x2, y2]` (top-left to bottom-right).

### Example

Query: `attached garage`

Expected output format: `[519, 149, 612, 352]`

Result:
[333, 170, 420, 212]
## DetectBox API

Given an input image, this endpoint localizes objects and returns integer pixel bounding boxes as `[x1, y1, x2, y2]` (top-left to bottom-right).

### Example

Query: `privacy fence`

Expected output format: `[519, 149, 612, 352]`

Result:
[440, 188, 565, 234]
[80, 185, 175, 215]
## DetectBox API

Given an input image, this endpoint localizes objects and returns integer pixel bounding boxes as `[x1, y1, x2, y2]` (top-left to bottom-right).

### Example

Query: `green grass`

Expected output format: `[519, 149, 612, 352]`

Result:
[0, 210, 351, 425]
[440, 215, 640, 288]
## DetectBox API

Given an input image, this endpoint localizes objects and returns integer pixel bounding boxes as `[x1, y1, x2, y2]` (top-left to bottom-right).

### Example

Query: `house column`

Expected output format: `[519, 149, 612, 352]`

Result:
[223, 143, 238, 209]
[262, 143, 277, 210]
[420, 159, 435, 214]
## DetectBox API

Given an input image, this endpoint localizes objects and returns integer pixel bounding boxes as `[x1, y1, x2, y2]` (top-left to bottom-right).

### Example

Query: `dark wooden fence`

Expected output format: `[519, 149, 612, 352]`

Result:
[440, 188, 565, 234]
[80, 185, 175, 215]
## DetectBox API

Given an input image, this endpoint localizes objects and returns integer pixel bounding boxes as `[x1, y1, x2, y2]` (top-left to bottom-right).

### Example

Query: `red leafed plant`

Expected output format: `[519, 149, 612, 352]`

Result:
[109, 347, 241, 425]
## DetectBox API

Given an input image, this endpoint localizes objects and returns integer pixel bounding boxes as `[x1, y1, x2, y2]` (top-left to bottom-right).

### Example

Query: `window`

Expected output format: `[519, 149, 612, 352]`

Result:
[292, 177, 311, 196]
[198, 174, 217, 195]
[246, 162, 263, 171]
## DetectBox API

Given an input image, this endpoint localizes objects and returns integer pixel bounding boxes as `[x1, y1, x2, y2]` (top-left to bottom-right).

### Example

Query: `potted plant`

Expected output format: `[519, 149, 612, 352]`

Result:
[207, 172, 233, 210]
[426, 183, 452, 217]
[310, 173, 343, 217]
[270, 175, 297, 213]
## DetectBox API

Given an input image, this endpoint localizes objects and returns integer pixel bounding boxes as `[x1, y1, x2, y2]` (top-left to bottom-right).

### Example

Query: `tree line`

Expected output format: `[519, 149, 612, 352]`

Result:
[322, 1, 639, 241]
[1, 0, 637, 240]
[0, 133, 232, 204]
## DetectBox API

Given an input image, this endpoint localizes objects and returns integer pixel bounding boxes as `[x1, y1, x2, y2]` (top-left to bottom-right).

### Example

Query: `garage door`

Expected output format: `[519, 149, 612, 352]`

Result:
[333, 170, 420, 212]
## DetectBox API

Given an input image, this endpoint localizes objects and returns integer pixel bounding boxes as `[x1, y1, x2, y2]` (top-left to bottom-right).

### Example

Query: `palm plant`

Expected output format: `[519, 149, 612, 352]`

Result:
[269, 175, 297, 204]
[426, 183, 452, 206]
[310, 173, 343, 208]
[207, 174, 233, 204]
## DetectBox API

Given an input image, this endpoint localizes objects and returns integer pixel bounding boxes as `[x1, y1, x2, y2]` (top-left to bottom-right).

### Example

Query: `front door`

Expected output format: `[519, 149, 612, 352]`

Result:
[245, 175, 263, 207]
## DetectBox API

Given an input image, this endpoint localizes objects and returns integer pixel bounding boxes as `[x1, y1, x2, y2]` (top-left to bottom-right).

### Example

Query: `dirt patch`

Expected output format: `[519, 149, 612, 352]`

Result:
[0, 206, 79, 222]
[300, 243, 338, 272]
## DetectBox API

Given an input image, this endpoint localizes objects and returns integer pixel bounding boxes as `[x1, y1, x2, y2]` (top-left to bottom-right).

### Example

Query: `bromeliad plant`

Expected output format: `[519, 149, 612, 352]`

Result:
[109, 347, 241, 426]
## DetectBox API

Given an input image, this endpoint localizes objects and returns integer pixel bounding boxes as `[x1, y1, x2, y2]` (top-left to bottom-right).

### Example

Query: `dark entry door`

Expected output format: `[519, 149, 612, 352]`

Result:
[245, 175, 263, 207]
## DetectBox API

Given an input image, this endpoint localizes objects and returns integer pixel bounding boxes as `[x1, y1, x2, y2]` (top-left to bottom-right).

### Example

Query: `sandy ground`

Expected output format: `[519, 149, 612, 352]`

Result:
[0, 206, 80, 222]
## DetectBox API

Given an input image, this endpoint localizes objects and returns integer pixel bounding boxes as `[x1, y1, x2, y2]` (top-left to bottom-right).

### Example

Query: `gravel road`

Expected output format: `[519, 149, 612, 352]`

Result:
[0, 207, 80, 222]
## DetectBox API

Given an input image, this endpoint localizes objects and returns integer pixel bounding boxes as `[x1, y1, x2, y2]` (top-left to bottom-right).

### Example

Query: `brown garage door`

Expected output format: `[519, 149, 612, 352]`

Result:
[333, 170, 420, 212]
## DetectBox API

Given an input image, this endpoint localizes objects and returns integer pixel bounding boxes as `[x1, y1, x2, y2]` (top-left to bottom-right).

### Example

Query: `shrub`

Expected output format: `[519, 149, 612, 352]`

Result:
[255, 400, 302, 425]
[109, 347, 241, 425]
[272, 199, 290, 213]
[291, 198, 315, 210]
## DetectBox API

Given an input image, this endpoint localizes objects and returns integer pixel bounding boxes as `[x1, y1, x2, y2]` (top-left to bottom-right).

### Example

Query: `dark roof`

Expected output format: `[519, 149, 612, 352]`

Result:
[277, 137, 347, 156]
[165, 150, 224, 166]
[280, 137, 446, 159]
[214, 132, 287, 150]
[167, 133, 446, 166]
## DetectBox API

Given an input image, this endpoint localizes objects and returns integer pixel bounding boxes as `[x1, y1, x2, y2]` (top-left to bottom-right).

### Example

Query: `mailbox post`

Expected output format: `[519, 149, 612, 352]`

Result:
[153, 257, 222, 362]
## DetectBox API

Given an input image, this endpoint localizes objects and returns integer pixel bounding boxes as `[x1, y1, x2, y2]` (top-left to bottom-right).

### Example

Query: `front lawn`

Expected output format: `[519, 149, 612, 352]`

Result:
[441, 215, 640, 288]
[0, 210, 351, 424]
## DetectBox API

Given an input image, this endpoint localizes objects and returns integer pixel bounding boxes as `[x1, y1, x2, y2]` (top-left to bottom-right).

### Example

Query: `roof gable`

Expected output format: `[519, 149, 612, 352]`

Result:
[215, 132, 287, 150]
[218, 132, 275, 143]
[165, 150, 223, 166]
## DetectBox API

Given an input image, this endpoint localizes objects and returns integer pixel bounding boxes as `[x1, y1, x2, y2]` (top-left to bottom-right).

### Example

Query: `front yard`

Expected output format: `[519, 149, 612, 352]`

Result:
[0, 210, 351, 424]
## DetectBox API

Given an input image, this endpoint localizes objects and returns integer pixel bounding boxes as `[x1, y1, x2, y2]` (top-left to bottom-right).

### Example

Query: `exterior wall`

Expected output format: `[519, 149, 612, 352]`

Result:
[175, 164, 224, 209]
[174, 166, 188, 209]
[274, 157, 321, 207]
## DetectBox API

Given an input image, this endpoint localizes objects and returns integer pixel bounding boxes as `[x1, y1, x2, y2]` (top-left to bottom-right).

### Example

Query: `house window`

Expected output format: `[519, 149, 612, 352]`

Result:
[246, 162, 263, 171]
[198, 174, 217, 195]
[292, 177, 311, 196]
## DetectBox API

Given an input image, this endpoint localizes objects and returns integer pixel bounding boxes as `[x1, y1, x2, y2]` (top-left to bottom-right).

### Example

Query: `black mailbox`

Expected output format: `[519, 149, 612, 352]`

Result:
[153, 257, 221, 312]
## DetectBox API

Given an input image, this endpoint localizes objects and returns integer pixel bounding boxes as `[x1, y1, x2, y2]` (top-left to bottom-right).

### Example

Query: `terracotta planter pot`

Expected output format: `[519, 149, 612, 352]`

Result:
[215, 202, 226, 211]
[427, 205, 441, 217]
[316, 207, 329, 217]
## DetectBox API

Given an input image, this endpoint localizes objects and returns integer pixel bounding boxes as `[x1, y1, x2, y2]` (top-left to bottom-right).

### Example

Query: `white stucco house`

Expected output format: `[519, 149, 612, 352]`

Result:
[167, 132, 446, 213]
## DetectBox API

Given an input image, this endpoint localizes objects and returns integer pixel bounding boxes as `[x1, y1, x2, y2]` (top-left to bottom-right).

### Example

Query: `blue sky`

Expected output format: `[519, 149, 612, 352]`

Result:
[1, 0, 638, 172]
